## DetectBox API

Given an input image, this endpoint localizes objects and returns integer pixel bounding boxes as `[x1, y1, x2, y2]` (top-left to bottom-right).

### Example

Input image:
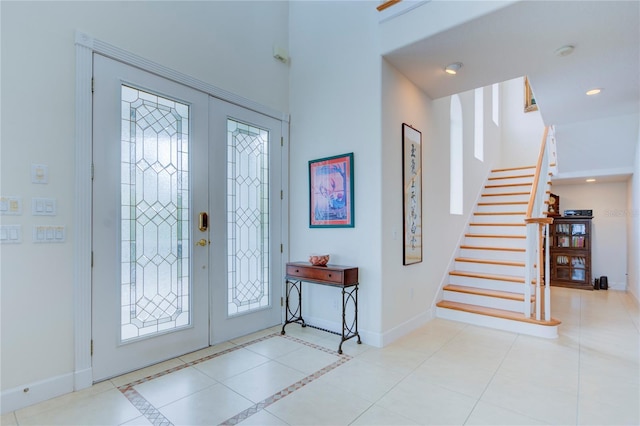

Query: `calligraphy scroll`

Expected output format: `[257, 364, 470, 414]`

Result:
[402, 124, 422, 265]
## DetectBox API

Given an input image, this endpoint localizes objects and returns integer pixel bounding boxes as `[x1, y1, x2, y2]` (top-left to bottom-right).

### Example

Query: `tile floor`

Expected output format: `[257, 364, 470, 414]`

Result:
[2, 287, 638, 425]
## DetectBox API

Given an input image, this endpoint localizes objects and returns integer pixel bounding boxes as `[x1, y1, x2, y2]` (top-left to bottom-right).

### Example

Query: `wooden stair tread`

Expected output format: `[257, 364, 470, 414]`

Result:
[491, 166, 536, 173]
[470, 223, 526, 227]
[465, 234, 526, 239]
[460, 245, 525, 252]
[443, 284, 529, 301]
[478, 201, 528, 206]
[488, 173, 534, 181]
[482, 192, 531, 197]
[436, 300, 561, 326]
[455, 257, 525, 267]
[449, 270, 525, 283]
[474, 211, 526, 216]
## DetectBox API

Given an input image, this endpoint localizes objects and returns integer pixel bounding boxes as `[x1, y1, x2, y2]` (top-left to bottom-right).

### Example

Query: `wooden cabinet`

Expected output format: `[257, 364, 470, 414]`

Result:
[549, 217, 592, 290]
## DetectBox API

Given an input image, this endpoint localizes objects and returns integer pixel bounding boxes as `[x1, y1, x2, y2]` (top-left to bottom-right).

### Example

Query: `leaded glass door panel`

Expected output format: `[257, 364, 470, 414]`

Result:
[92, 55, 209, 381]
[209, 97, 283, 344]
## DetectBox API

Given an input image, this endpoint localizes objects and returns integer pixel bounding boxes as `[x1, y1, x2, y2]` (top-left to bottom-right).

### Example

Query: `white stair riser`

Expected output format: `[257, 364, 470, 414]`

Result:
[459, 248, 526, 262]
[472, 214, 526, 224]
[476, 203, 528, 214]
[454, 261, 525, 276]
[480, 194, 530, 204]
[483, 184, 532, 195]
[463, 236, 526, 249]
[487, 176, 534, 186]
[443, 290, 526, 312]
[449, 273, 531, 293]
[468, 224, 526, 236]
[435, 307, 558, 338]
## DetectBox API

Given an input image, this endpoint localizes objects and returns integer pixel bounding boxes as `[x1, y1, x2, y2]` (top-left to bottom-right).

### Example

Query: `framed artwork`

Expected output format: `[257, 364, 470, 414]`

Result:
[309, 153, 354, 228]
[524, 76, 538, 113]
[402, 123, 422, 265]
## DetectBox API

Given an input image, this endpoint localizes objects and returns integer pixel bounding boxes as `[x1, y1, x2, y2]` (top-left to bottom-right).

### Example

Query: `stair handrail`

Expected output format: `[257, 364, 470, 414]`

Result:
[524, 126, 556, 321]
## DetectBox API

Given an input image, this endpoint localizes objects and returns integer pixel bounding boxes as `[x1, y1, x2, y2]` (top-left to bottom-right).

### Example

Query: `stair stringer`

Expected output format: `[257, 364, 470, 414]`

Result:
[430, 166, 496, 313]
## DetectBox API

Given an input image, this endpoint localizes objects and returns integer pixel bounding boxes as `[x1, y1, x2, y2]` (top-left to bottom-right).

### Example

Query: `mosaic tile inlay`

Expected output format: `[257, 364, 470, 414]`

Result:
[117, 332, 352, 426]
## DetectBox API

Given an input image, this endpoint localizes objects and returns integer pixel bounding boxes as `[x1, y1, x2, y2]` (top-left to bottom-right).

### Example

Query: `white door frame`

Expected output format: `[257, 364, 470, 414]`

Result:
[74, 31, 289, 390]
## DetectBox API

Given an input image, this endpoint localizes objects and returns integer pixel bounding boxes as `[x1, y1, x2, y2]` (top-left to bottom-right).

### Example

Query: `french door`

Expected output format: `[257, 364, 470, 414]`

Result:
[208, 97, 283, 344]
[92, 54, 283, 381]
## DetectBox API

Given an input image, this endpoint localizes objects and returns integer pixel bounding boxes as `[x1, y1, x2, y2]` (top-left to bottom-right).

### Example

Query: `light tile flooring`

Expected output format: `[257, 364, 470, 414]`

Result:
[2, 287, 638, 425]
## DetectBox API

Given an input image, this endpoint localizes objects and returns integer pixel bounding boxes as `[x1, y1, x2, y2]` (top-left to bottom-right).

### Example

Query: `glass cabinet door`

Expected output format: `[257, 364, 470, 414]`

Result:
[553, 221, 588, 249]
[553, 253, 587, 283]
[554, 223, 570, 248]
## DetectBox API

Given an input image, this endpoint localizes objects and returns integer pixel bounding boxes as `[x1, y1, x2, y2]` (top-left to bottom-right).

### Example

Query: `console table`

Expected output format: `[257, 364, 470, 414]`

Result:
[281, 262, 361, 354]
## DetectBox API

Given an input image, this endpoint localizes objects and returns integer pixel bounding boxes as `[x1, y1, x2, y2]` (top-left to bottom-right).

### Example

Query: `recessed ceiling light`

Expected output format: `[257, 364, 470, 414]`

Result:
[586, 178, 596, 182]
[586, 88, 601, 96]
[554, 45, 575, 57]
[445, 62, 463, 75]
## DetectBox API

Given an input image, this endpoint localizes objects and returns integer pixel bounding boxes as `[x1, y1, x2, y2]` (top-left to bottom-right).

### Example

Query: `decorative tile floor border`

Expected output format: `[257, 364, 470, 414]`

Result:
[117, 332, 353, 426]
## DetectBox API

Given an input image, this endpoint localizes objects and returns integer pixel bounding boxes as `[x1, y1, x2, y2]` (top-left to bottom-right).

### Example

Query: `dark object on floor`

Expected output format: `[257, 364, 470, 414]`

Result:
[599, 276, 608, 290]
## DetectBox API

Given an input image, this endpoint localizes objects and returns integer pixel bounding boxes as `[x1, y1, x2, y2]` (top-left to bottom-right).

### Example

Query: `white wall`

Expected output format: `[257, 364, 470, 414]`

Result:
[500, 77, 546, 168]
[380, 60, 437, 339]
[0, 0, 289, 409]
[287, 1, 506, 344]
[552, 182, 629, 291]
[379, 0, 516, 55]
[628, 123, 640, 302]
[288, 2, 384, 339]
[555, 114, 638, 177]
[379, 59, 502, 342]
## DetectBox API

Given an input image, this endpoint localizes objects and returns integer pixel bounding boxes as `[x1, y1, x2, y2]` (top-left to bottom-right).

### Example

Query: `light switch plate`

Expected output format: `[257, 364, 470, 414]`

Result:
[1, 225, 22, 244]
[33, 225, 65, 243]
[0, 196, 23, 215]
[31, 164, 49, 184]
[32, 197, 57, 216]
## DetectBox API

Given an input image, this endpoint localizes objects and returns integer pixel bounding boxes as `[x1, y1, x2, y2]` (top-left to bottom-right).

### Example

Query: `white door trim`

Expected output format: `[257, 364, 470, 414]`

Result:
[74, 31, 289, 390]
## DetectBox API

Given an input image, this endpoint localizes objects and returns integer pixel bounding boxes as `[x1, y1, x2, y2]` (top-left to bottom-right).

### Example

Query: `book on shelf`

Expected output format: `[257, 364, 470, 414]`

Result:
[571, 236, 585, 248]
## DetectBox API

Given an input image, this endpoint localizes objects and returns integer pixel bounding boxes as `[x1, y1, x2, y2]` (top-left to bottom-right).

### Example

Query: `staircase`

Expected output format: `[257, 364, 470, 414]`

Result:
[436, 165, 560, 338]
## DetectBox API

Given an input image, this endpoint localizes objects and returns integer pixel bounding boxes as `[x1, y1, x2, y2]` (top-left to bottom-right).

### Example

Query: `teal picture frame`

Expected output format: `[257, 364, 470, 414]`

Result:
[309, 152, 354, 228]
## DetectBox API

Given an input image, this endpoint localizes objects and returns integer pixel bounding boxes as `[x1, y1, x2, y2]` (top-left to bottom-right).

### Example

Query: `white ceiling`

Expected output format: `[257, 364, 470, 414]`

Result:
[383, 0, 639, 182]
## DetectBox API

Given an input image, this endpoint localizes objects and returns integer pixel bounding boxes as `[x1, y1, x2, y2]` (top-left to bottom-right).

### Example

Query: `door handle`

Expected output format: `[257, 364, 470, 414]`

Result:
[198, 212, 208, 232]
[196, 239, 209, 247]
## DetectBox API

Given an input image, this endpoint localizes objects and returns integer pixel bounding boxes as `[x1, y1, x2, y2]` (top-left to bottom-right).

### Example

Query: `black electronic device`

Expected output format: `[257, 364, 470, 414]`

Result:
[563, 209, 593, 217]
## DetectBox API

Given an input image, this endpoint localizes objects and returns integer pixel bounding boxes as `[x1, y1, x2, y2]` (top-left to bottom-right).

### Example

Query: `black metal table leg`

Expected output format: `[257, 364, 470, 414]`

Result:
[281, 279, 305, 335]
[338, 284, 361, 354]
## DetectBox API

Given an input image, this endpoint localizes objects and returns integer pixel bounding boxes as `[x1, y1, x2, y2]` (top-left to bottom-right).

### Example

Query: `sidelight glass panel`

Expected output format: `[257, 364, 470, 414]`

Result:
[120, 85, 190, 342]
[227, 119, 270, 316]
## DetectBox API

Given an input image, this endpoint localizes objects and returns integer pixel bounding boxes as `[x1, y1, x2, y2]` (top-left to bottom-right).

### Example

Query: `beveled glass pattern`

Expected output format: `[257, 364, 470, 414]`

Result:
[121, 85, 190, 341]
[227, 119, 270, 316]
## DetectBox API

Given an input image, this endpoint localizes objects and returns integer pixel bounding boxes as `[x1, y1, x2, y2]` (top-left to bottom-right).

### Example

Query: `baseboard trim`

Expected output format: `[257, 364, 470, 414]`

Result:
[286, 315, 378, 349]
[380, 309, 434, 346]
[299, 310, 433, 349]
[606, 282, 626, 291]
[1, 372, 74, 414]
[74, 367, 93, 391]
